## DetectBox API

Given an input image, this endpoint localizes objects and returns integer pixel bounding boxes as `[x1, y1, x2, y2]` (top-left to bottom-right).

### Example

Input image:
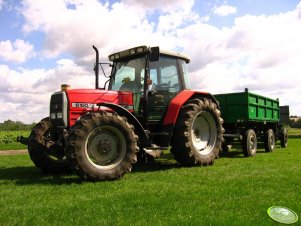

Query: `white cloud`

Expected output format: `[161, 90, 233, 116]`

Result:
[20, 0, 199, 61]
[1, 0, 299, 124]
[21, 0, 147, 59]
[180, 3, 301, 115]
[122, 0, 194, 13]
[0, 59, 97, 123]
[0, 39, 35, 63]
[0, 0, 4, 11]
[213, 4, 237, 16]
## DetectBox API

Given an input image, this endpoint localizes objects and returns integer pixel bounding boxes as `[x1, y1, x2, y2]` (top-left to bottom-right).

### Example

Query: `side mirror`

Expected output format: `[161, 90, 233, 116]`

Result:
[149, 47, 160, 61]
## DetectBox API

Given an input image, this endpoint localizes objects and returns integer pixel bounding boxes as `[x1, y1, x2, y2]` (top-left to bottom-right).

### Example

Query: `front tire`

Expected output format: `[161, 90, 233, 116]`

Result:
[28, 117, 70, 174]
[170, 98, 223, 166]
[66, 112, 139, 181]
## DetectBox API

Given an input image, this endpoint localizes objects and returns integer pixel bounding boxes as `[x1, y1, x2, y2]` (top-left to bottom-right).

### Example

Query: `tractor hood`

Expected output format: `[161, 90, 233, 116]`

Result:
[66, 89, 121, 106]
[50, 89, 133, 128]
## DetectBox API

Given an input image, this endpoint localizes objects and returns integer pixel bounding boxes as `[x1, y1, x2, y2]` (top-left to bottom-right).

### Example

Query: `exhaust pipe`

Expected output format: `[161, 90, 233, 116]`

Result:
[93, 45, 99, 89]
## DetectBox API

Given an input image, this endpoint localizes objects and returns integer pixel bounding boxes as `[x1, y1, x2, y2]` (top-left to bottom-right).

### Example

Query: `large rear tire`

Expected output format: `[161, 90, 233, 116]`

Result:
[264, 129, 275, 152]
[242, 129, 257, 157]
[170, 98, 223, 166]
[28, 117, 70, 174]
[65, 112, 139, 181]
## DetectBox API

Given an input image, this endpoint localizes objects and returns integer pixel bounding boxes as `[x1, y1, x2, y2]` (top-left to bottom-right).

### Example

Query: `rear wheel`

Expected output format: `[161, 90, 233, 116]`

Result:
[170, 98, 223, 166]
[242, 129, 257, 157]
[28, 117, 70, 174]
[65, 112, 139, 181]
[280, 127, 288, 148]
[264, 129, 275, 152]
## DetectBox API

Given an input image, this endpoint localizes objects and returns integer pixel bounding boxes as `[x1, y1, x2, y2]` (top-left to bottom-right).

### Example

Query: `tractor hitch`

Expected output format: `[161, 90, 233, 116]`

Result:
[17, 136, 29, 145]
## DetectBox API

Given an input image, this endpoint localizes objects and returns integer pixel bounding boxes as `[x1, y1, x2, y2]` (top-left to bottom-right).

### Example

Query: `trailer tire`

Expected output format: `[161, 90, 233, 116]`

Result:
[264, 129, 275, 152]
[280, 127, 288, 148]
[28, 117, 70, 174]
[65, 112, 139, 181]
[242, 129, 257, 157]
[170, 98, 223, 166]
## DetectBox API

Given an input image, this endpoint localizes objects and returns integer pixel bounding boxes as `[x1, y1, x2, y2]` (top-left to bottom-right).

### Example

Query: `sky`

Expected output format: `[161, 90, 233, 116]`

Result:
[0, 0, 301, 123]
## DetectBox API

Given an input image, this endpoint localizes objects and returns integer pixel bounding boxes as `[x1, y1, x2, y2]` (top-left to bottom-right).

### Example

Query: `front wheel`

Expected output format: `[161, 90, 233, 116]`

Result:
[170, 98, 223, 166]
[28, 117, 70, 174]
[242, 129, 257, 157]
[65, 112, 139, 181]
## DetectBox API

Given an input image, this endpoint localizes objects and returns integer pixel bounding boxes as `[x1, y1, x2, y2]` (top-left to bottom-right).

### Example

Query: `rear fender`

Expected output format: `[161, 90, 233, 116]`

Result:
[163, 90, 220, 126]
[97, 103, 148, 147]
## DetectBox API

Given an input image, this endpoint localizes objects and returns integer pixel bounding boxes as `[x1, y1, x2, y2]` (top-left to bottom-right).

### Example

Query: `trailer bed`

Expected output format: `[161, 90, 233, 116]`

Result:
[214, 89, 279, 124]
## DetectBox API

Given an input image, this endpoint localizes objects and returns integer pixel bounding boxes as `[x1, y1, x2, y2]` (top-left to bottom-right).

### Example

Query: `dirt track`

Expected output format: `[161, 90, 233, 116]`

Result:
[0, 150, 28, 156]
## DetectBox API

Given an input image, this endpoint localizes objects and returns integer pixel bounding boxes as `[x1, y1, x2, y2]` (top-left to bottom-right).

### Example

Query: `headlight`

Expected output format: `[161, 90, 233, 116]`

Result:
[51, 113, 56, 119]
[57, 112, 63, 119]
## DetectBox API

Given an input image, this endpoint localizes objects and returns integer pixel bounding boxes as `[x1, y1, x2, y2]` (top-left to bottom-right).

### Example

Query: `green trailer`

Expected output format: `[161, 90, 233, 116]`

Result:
[214, 89, 288, 157]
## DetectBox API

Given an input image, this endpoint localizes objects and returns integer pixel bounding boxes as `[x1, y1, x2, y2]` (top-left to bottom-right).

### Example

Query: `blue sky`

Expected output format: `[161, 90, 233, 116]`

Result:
[0, 0, 301, 122]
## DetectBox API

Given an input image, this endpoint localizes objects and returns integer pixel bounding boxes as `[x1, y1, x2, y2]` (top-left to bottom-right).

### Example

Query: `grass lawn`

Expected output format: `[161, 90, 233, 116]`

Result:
[0, 137, 300, 225]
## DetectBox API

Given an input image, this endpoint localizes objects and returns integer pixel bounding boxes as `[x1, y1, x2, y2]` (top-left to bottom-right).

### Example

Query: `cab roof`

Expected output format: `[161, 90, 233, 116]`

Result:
[108, 45, 190, 63]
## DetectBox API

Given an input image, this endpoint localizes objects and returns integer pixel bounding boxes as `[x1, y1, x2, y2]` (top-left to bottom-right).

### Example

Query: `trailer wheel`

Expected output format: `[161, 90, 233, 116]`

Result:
[28, 117, 70, 174]
[264, 129, 275, 152]
[170, 98, 223, 166]
[65, 112, 138, 181]
[242, 129, 257, 157]
[280, 127, 288, 148]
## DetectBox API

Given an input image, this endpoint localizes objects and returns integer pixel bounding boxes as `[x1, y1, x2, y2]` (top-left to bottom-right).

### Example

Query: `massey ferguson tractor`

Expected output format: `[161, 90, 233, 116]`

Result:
[24, 45, 224, 181]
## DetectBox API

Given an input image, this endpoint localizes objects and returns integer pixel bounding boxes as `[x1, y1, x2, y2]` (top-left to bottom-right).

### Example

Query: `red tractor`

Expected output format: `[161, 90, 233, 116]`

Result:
[26, 45, 223, 180]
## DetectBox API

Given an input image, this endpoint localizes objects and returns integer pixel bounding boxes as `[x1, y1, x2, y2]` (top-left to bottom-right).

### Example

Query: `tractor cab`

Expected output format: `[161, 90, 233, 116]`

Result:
[105, 46, 191, 124]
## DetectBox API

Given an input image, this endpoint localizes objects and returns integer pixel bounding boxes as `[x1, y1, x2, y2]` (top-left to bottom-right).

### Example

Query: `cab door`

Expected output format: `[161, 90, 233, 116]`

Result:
[147, 56, 182, 121]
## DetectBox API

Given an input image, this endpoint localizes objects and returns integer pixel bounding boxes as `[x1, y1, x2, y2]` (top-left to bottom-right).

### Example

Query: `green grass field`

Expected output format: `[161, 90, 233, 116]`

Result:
[0, 136, 300, 225]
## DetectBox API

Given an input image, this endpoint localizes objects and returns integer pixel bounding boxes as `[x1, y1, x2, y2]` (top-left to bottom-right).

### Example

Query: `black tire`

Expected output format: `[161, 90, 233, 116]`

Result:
[28, 117, 70, 174]
[242, 129, 257, 157]
[264, 129, 275, 152]
[280, 127, 288, 148]
[170, 98, 223, 166]
[65, 112, 139, 181]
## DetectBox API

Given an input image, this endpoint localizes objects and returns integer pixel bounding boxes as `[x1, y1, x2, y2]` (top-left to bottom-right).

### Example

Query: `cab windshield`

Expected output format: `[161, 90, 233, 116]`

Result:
[109, 57, 145, 93]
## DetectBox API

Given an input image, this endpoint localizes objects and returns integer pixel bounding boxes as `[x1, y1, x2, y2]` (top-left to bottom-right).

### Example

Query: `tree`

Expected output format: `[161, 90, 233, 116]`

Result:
[0, 120, 35, 131]
[289, 118, 301, 128]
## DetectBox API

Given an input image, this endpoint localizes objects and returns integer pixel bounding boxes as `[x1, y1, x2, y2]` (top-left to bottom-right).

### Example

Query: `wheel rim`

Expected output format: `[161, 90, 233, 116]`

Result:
[85, 125, 126, 170]
[191, 111, 217, 155]
[249, 135, 256, 154]
[284, 131, 288, 146]
[269, 132, 275, 149]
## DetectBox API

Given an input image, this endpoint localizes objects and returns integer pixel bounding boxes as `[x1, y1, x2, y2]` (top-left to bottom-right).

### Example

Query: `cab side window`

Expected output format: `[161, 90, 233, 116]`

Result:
[150, 56, 180, 93]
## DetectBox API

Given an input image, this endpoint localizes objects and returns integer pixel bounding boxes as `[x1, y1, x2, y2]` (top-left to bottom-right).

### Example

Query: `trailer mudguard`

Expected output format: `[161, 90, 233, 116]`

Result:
[97, 102, 148, 146]
[163, 90, 220, 126]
